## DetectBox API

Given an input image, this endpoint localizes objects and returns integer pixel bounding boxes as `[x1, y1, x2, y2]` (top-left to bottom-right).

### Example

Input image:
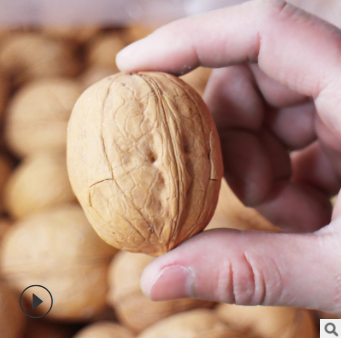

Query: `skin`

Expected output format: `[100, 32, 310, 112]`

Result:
[116, 0, 341, 315]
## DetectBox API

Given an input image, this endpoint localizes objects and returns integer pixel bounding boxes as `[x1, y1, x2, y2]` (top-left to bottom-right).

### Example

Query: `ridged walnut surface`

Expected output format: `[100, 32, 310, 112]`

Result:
[67, 72, 223, 255]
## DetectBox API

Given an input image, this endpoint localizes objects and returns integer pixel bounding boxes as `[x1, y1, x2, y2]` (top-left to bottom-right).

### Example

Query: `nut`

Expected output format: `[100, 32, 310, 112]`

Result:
[5, 152, 75, 219]
[137, 309, 244, 338]
[1, 205, 117, 321]
[108, 251, 214, 332]
[67, 72, 223, 255]
[0, 33, 79, 84]
[87, 33, 126, 72]
[122, 26, 154, 44]
[5, 78, 83, 157]
[74, 321, 135, 338]
[43, 26, 100, 44]
[0, 218, 10, 243]
[0, 74, 9, 122]
[215, 304, 317, 338]
[0, 282, 26, 338]
[206, 179, 280, 232]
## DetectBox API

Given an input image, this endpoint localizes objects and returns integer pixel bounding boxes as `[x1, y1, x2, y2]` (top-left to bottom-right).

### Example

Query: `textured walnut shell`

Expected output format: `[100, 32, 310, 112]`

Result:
[87, 33, 126, 71]
[5, 152, 76, 219]
[74, 321, 135, 338]
[67, 72, 223, 255]
[5, 78, 83, 157]
[137, 309, 245, 338]
[0, 282, 26, 338]
[206, 179, 280, 232]
[215, 304, 317, 338]
[108, 251, 214, 333]
[1, 205, 117, 321]
[180, 67, 212, 96]
[0, 34, 79, 84]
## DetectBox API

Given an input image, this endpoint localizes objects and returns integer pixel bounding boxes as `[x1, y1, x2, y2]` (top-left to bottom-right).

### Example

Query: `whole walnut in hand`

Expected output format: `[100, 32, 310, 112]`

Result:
[67, 72, 223, 256]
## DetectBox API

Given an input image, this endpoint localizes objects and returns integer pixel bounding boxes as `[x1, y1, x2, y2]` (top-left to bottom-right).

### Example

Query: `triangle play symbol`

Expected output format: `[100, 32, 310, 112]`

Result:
[32, 293, 43, 310]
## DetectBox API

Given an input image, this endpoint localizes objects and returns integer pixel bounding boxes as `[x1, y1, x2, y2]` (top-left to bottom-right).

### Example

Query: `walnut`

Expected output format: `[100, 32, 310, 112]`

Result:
[215, 304, 317, 338]
[0, 33, 79, 84]
[87, 33, 126, 72]
[0, 205, 117, 321]
[137, 309, 246, 338]
[108, 251, 214, 333]
[74, 321, 135, 338]
[0, 282, 26, 338]
[5, 78, 83, 157]
[4, 152, 76, 219]
[67, 72, 223, 256]
[122, 26, 154, 44]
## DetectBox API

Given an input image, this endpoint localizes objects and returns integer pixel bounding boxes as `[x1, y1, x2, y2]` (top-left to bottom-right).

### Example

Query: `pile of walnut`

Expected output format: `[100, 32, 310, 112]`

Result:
[0, 26, 321, 338]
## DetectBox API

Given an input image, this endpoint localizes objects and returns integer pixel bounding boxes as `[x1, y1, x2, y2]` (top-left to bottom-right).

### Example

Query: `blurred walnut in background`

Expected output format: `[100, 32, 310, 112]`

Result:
[5, 77, 83, 157]
[108, 251, 214, 333]
[0, 33, 79, 85]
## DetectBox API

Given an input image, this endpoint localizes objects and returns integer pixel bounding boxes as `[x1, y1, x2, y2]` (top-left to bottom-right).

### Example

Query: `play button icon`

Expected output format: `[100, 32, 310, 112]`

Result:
[20, 285, 53, 318]
[32, 293, 43, 310]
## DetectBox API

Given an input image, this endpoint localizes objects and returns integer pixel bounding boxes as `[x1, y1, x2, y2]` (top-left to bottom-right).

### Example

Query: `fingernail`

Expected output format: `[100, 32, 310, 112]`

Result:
[148, 265, 195, 301]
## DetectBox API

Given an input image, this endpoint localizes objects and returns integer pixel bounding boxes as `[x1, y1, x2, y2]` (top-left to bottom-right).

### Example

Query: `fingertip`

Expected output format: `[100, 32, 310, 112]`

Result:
[115, 38, 150, 72]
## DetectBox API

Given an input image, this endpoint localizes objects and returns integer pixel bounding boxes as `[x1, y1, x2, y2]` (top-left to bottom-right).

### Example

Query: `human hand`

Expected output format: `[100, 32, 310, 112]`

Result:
[116, 0, 341, 314]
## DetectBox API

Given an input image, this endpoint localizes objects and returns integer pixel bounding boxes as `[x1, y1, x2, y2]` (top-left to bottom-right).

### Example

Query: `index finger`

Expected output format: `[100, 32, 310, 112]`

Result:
[116, 0, 341, 100]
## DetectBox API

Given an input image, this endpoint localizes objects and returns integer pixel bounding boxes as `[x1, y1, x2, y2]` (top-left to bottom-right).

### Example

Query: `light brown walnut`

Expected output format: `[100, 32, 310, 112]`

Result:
[108, 251, 214, 333]
[215, 304, 317, 338]
[137, 309, 248, 338]
[0, 205, 117, 321]
[5, 78, 83, 157]
[0, 33, 79, 84]
[73, 321, 135, 338]
[67, 72, 223, 256]
[5, 152, 76, 219]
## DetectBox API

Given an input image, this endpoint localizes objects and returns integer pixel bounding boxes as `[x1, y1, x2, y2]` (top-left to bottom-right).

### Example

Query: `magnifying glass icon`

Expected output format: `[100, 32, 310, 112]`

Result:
[325, 323, 339, 336]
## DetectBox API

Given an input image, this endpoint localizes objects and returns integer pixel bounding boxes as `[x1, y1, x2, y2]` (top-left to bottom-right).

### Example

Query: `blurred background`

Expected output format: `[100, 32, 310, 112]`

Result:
[0, 0, 339, 337]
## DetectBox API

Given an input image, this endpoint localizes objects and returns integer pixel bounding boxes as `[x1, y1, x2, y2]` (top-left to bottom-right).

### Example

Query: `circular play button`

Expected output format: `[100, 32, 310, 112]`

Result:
[20, 285, 53, 318]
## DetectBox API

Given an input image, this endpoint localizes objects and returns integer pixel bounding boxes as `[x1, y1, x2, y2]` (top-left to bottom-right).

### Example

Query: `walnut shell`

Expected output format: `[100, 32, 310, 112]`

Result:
[137, 309, 245, 338]
[215, 304, 317, 338]
[108, 251, 214, 333]
[1, 205, 117, 321]
[0, 282, 26, 338]
[180, 67, 212, 96]
[5, 78, 83, 157]
[0, 154, 12, 213]
[87, 33, 126, 71]
[67, 72, 223, 256]
[0, 34, 79, 84]
[73, 321, 135, 338]
[206, 179, 280, 232]
[5, 152, 76, 219]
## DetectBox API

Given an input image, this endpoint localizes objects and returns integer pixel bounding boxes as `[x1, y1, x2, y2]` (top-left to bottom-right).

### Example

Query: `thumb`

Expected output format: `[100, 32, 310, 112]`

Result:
[140, 227, 340, 314]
